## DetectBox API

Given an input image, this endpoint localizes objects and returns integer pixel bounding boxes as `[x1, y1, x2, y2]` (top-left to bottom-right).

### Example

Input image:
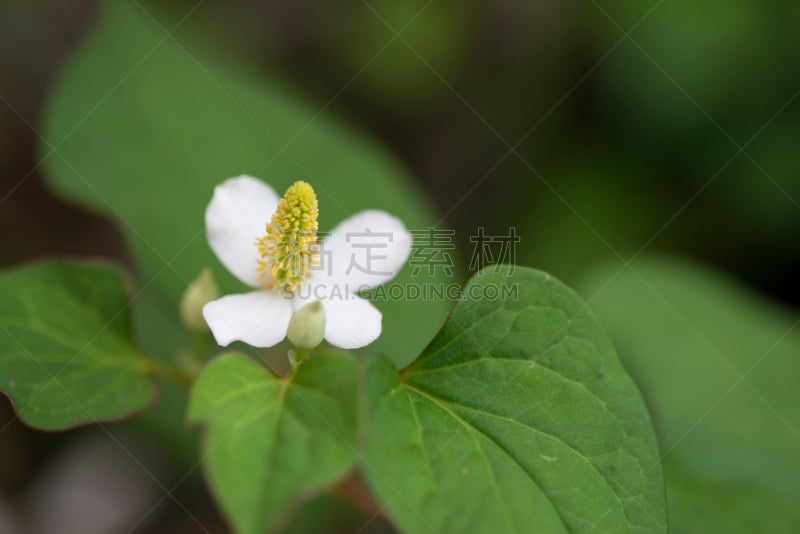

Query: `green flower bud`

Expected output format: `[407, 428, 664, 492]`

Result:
[180, 268, 220, 333]
[287, 301, 326, 349]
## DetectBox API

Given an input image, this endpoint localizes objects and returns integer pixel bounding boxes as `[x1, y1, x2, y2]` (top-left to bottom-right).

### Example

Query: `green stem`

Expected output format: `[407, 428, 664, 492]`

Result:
[192, 331, 207, 363]
[288, 347, 310, 372]
[142, 357, 193, 386]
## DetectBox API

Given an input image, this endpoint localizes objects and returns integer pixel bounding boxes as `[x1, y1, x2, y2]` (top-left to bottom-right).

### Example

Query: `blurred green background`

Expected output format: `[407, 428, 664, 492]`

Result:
[0, 0, 798, 532]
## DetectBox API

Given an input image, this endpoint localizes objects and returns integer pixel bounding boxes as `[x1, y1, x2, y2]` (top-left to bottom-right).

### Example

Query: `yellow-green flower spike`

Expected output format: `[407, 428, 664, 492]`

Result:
[256, 181, 319, 292]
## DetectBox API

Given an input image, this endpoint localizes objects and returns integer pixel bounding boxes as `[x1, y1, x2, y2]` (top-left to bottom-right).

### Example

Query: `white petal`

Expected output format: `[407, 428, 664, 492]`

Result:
[203, 290, 292, 348]
[321, 296, 382, 349]
[316, 210, 411, 293]
[205, 175, 278, 287]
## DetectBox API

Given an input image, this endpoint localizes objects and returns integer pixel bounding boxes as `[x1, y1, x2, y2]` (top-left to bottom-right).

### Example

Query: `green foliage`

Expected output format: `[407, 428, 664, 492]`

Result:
[338, 0, 474, 106]
[24, 5, 678, 531]
[0, 260, 155, 430]
[362, 267, 666, 533]
[724, 117, 800, 235]
[178, 267, 667, 534]
[591, 0, 781, 137]
[188, 351, 359, 534]
[41, 0, 453, 367]
[579, 257, 800, 532]
[126, 287, 199, 467]
[519, 155, 669, 283]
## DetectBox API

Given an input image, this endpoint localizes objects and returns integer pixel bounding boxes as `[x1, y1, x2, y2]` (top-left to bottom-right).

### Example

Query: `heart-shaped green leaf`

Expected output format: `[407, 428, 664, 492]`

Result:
[41, 0, 453, 367]
[188, 351, 359, 534]
[362, 267, 667, 533]
[0, 260, 155, 430]
[579, 257, 800, 532]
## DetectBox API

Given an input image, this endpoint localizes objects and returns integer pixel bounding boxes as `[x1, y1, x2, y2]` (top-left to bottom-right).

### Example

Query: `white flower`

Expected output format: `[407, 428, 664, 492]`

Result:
[202, 175, 411, 350]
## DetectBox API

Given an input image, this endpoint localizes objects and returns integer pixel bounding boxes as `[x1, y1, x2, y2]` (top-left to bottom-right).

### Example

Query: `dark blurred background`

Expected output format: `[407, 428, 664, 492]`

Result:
[1, 0, 798, 532]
